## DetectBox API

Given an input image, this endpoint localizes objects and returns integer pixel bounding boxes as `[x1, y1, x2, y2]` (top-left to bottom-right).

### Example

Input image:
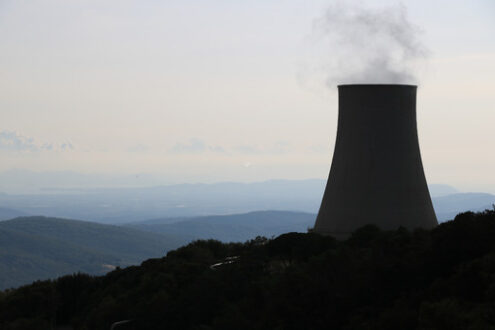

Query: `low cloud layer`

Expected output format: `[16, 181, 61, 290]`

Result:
[169, 139, 292, 156]
[307, 2, 428, 87]
[169, 138, 226, 155]
[0, 130, 74, 152]
[0, 131, 37, 151]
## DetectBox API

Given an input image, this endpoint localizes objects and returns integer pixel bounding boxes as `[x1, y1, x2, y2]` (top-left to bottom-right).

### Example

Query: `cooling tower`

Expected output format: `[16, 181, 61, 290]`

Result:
[314, 84, 437, 239]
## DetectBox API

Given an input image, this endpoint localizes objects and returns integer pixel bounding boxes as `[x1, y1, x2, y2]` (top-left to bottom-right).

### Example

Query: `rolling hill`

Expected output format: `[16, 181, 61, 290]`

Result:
[0, 216, 184, 290]
[125, 193, 495, 243]
[125, 210, 316, 242]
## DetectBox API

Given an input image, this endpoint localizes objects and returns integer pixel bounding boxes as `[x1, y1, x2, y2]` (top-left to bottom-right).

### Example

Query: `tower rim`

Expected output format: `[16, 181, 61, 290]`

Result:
[338, 84, 417, 88]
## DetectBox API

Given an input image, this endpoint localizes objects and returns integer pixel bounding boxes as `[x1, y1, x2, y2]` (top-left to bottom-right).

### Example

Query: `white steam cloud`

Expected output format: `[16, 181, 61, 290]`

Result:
[304, 2, 428, 87]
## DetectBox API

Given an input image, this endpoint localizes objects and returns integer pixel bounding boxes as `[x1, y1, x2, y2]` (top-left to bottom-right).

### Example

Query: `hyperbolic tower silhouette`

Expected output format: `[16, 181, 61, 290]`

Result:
[314, 84, 438, 238]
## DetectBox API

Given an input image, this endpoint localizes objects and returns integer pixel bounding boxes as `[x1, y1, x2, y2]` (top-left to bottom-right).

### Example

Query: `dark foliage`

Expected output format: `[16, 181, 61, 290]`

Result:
[1, 209, 495, 329]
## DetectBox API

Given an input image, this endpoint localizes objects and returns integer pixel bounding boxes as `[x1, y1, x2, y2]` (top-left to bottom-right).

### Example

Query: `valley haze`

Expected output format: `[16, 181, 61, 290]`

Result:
[0, 177, 493, 224]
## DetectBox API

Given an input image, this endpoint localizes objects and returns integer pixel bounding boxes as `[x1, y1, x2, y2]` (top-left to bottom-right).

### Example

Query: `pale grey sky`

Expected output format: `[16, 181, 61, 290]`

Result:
[0, 0, 494, 191]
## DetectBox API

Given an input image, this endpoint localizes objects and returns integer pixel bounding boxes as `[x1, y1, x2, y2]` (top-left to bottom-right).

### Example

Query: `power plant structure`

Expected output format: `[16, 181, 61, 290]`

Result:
[314, 84, 438, 239]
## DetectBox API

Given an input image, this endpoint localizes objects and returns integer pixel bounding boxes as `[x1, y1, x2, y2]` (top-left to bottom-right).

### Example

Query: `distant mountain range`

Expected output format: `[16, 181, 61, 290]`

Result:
[0, 217, 182, 290]
[1, 179, 494, 290]
[0, 180, 493, 224]
[123, 193, 495, 243]
[125, 210, 316, 242]
[0, 179, 325, 223]
[434, 193, 495, 221]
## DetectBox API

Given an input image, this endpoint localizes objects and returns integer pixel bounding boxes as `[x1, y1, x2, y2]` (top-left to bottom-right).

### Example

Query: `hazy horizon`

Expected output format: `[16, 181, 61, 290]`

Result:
[0, 169, 494, 196]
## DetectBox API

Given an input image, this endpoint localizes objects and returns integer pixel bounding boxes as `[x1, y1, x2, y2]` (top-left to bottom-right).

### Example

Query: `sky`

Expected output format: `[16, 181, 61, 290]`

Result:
[0, 0, 494, 192]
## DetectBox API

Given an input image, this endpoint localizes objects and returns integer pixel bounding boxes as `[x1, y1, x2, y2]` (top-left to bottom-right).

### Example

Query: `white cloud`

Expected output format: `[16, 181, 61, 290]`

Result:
[234, 145, 261, 155]
[169, 138, 206, 154]
[169, 138, 226, 155]
[233, 141, 292, 155]
[0, 130, 74, 152]
[0, 131, 38, 151]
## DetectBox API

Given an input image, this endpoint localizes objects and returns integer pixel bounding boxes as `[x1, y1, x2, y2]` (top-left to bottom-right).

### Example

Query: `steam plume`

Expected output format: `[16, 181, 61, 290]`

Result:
[307, 2, 428, 87]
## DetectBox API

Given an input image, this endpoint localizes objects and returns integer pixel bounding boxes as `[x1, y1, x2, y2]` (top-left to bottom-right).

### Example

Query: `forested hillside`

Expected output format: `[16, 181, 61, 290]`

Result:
[0, 217, 182, 290]
[2, 209, 495, 329]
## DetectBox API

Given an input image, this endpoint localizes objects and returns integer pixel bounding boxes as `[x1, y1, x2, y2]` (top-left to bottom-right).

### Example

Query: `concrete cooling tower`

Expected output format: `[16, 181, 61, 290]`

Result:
[314, 84, 438, 239]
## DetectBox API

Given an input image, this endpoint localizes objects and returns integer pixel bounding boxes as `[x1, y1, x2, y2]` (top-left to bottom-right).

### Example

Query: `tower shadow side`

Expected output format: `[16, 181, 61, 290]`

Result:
[314, 84, 438, 239]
